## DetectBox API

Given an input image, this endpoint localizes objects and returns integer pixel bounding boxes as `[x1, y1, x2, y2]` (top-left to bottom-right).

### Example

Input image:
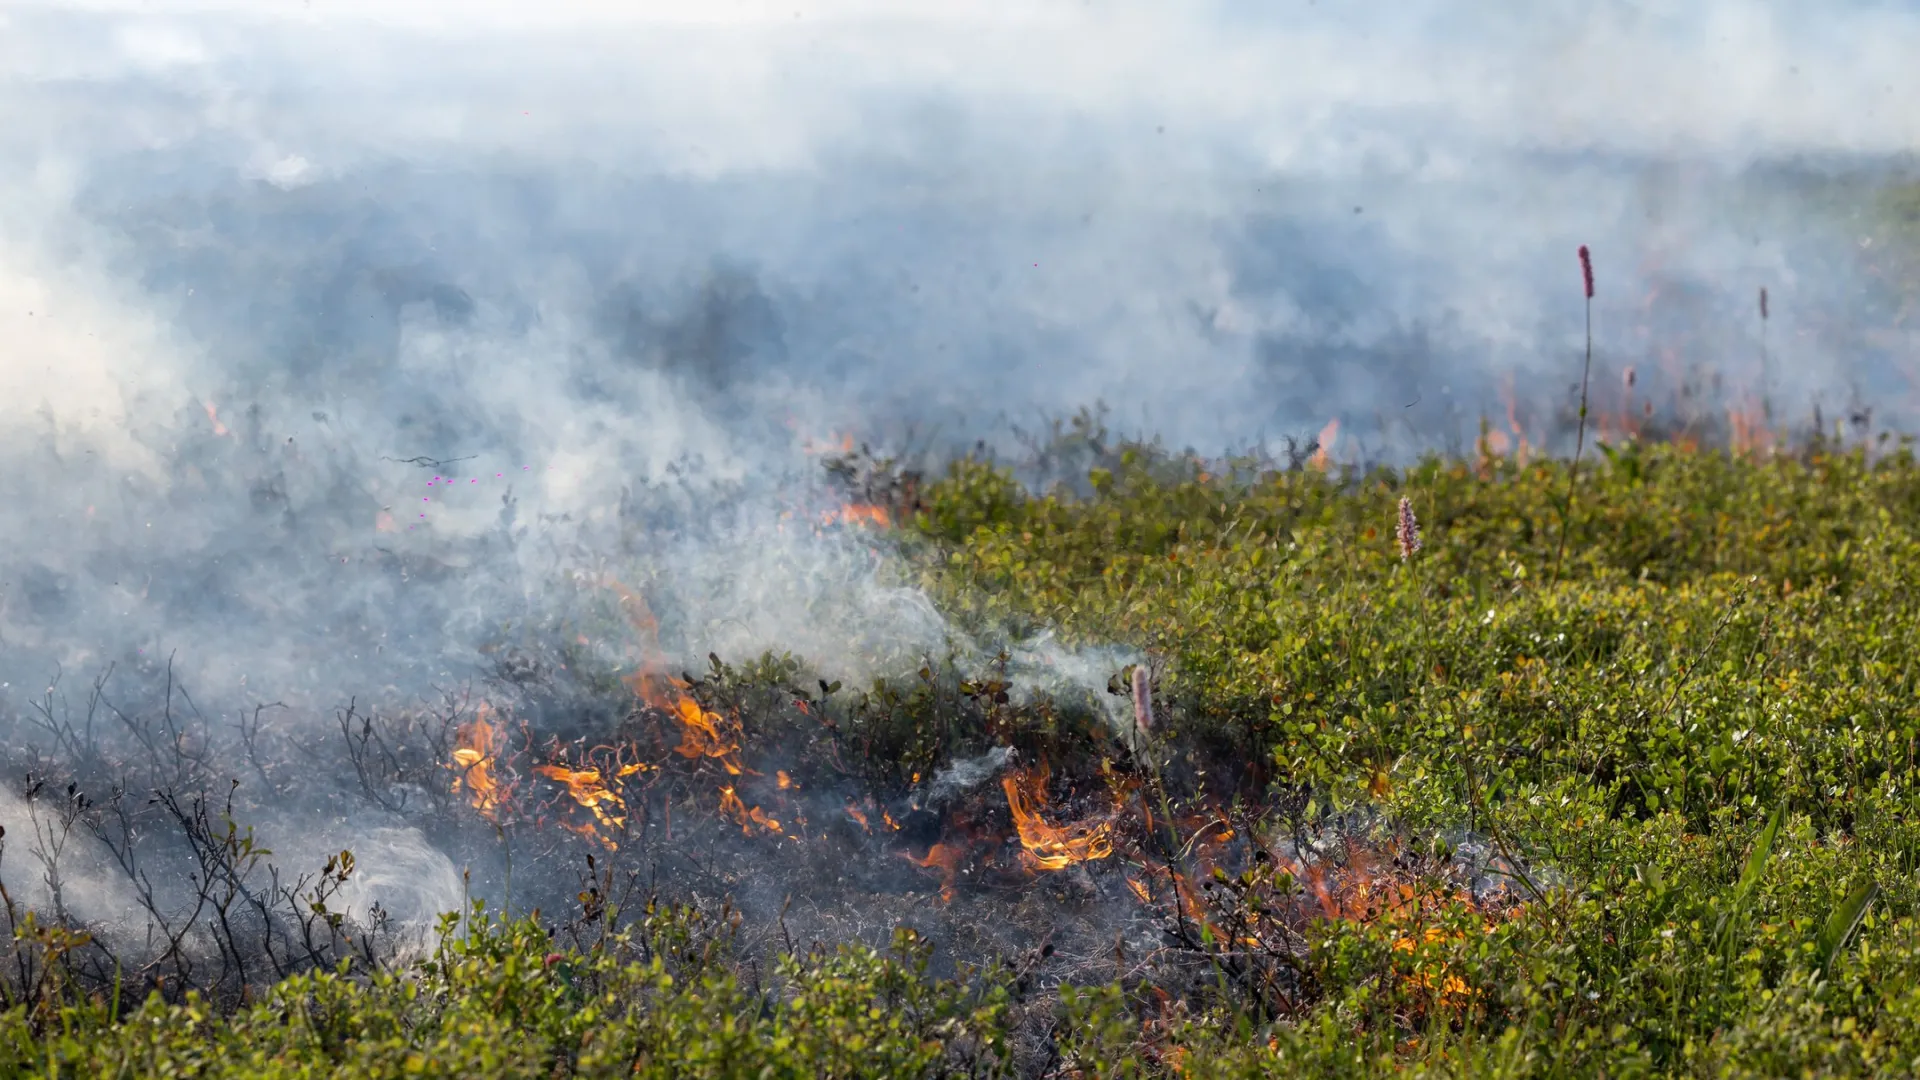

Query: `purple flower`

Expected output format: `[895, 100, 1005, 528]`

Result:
[1578, 246, 1594, 299]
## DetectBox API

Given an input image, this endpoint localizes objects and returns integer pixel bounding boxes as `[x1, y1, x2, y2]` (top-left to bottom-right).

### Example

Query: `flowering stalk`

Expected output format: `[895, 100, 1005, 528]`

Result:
[1131, 665, 1154, 737]
[1552, 246, 1596, 585]
[1396, 496, 1422, 561]
[1391, 493, 1429, 802]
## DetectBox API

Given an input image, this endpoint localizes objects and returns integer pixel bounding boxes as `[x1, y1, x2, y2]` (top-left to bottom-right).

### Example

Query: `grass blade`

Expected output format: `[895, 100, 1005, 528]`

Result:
[1816, 881, 1878, 973]
[1731, 806, 1783, 913]
[1716, 806, 1783, 954]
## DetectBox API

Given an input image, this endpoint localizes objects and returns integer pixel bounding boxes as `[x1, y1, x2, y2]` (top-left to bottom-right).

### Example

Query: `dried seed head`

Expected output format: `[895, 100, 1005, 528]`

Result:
[1624, 366, 1637, 391]
[1578, 245, 1594, 299]
[1131, 665, 1153, 734]
[1395, 496, 1422, 560]
[1759, 286, 1769, 321]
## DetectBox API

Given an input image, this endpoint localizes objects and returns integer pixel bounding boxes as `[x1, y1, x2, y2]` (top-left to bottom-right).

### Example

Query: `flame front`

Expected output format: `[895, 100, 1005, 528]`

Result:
[605, 577, 788, 833]
[1001, 763, 1114, 871]
[442, 578, 789, 843]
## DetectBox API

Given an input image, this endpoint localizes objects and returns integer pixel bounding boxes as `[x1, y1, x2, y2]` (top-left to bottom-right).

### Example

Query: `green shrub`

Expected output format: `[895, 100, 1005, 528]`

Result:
[14, 435, 1920, 1076]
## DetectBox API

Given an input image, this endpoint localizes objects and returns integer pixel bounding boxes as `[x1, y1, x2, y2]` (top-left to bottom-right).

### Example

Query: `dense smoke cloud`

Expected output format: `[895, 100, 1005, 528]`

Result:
[6, 1, 1917, 457]
[1, 0, 1915, 930]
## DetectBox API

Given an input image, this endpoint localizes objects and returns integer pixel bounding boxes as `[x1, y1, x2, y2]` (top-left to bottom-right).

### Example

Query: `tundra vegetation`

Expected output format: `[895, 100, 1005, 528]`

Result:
[5, 413, 1920, 1078]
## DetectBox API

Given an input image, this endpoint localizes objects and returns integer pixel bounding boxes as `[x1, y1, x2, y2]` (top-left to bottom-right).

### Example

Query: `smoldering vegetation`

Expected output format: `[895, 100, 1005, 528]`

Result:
[0, 428, 1541, 1069]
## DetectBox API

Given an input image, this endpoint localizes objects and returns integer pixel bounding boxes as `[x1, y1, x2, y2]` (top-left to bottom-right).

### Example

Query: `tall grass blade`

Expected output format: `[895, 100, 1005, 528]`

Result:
[1715, 806, 1782, 954]
[1732, 807, 1782, 907]
[1816, 881, 1878, 973]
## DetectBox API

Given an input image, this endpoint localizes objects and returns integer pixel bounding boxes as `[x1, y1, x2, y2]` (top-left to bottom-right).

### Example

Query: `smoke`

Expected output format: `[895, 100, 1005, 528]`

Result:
[1, 0, 1917, 936]
[923, 746, 1016, 809]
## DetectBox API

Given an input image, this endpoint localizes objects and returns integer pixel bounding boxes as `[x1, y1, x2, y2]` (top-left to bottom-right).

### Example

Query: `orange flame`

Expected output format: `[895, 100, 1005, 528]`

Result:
[450, 703, 510, 823]
[1310, 418, 1339, 470]
[803, 432, 857, 456]
[1728, 397, 1773, 457]
[1500, 374, 1531, 464]
[715, 786, 783, 836]
[602, 577, 750, 775]
[718, 786, 749, 831]
[532, 746, 649, 849]
[664, 693, 744, 774]
[821, 503, 892, 528]
[511, 576, 782, 842]
[602, 580, 789, 829]
[1001, 763, 1114, 871]
[1124, 827, 1512, 1015]
[902, 842, 966, 902]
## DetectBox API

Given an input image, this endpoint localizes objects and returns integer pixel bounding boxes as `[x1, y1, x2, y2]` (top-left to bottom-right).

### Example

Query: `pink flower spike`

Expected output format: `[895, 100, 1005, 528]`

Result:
[1395, 496, 1422, 560]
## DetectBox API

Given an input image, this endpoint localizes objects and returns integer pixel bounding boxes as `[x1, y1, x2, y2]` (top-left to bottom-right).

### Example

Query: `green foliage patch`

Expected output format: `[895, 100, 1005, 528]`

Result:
[11, 433, 1920, 1076]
